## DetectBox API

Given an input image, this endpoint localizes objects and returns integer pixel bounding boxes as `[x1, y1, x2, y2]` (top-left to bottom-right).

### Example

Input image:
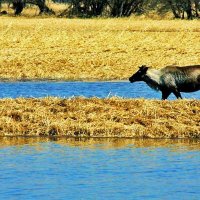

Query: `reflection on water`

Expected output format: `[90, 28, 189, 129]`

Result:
[0, 137, 200, 200]
[1, 137, 200, 151]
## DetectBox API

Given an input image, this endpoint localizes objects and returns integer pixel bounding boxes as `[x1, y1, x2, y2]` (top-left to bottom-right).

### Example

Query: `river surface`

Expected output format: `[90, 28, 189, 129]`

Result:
[0, 81, 200, 99]
[0, 138, 200, 200]
[0, 83, 199, 199]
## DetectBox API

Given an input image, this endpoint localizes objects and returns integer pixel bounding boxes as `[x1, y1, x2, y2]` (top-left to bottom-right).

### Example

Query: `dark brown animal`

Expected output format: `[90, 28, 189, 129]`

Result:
[129, 65, 200, 99]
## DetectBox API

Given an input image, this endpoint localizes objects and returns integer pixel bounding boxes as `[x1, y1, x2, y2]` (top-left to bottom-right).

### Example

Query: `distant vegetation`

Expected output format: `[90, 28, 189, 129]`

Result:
[0, 0, 199, 19]
[65, 0, 200, 19]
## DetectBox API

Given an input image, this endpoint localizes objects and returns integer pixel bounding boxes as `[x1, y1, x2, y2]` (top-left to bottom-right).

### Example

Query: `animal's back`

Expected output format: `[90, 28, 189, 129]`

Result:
[160, 65, 200, 92]
[161, 65, 200, 73]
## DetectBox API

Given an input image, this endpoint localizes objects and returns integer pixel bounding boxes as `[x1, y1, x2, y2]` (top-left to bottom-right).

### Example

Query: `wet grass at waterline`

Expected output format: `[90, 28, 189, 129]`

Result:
[0, 97, 199, 138]
[1, 17, 200, 81]
[1, 137, 200, 150]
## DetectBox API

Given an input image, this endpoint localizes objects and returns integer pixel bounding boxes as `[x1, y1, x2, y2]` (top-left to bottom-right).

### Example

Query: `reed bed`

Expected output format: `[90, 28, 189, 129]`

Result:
[1, 17, 200, 81]
[0, 97, 199, 138]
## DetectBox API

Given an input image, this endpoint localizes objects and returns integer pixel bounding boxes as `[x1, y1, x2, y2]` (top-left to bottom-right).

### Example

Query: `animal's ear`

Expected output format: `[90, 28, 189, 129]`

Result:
[139, 65, 149, 73]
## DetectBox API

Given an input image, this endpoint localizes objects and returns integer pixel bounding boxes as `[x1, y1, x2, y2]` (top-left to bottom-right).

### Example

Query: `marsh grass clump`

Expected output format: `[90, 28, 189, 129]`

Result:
[0, 97, 199, 138]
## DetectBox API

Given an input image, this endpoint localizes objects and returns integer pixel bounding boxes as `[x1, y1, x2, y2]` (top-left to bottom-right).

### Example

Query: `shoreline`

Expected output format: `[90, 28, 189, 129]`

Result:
[0, 136, 200, 148]
[0, 79, 129, 83]
[0, 135, 200, 139]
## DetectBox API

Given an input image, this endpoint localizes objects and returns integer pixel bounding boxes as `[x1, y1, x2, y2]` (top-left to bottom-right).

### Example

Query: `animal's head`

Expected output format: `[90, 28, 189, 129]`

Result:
[129, 65, 149, 83]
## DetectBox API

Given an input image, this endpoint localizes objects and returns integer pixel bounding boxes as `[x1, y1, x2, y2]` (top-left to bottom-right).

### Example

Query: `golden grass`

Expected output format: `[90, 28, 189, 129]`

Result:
[1, 17, 200, 81]
[0, 97, 199, 138]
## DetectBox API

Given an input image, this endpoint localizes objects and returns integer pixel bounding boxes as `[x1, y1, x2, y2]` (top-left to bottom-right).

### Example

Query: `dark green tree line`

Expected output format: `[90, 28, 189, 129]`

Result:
[145, 0, 199, 19]
[1, 0, 199, 18]
[66, 0, 199, 18]
[0, 0, 54, 15]
[68, 0, 107, 17]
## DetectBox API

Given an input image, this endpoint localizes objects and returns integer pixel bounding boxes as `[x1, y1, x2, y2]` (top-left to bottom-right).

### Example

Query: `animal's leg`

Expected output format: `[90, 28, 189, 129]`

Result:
[172, 90, 182, 99]
[161, 90, 171, 100]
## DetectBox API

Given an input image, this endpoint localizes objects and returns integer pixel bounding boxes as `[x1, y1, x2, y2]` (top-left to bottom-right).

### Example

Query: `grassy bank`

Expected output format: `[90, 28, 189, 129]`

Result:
[0, 97, 199, 138]
[1, 17, 200, 81]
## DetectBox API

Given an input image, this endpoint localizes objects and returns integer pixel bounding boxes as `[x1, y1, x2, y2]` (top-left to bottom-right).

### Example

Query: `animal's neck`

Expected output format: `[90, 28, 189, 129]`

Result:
[143, 69, 161, 91]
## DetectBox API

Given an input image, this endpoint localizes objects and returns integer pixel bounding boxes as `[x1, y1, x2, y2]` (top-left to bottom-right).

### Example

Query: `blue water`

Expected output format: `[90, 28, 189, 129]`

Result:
[0, 82, 199, 200]
[0, 81, 200, 99]
[0, 138, 200, 200]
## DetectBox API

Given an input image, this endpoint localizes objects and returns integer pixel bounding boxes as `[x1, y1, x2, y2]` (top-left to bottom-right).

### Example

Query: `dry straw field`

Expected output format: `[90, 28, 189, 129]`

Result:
[0, 98, 199, 138]
[1, 16, 200, 81]
[1, 16, 199, 138]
